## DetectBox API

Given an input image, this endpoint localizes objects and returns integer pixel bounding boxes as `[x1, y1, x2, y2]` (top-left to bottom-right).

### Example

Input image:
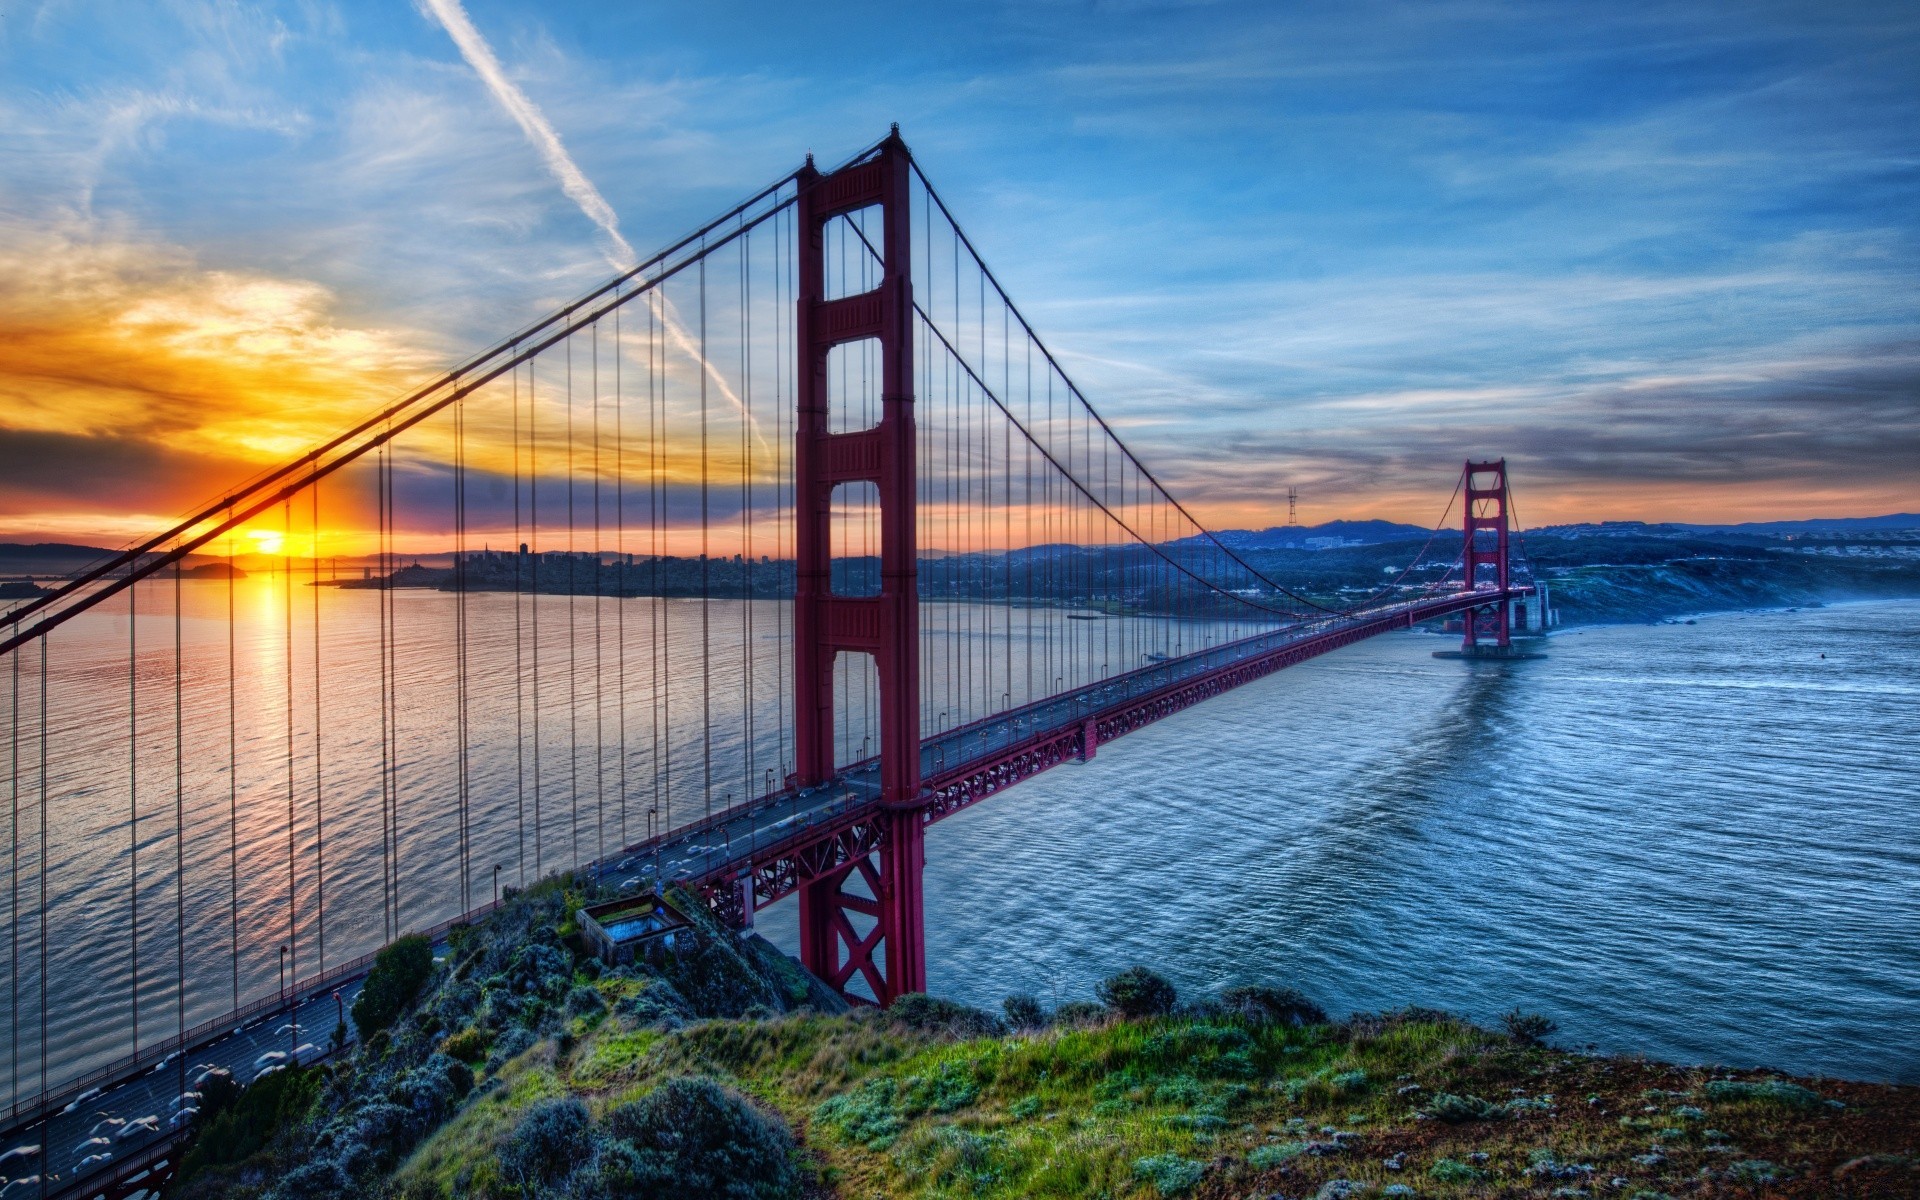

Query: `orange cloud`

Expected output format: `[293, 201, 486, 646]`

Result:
[0, 214, 456, 552]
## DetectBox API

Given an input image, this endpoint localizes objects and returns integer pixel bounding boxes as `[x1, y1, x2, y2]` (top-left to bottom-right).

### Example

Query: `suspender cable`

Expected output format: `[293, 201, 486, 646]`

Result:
[567, 336, 579, 869]
[615, 303, 628, 853]
[312, 480, 326, 970]
[283, 499, 297, 1005]
[531, 356, 544, 879]
[173, 556, 186, 1096]
[227, 520, 239, 1010]
[513, 351, 527, 886]
[128, 571, 139, 1060]
[591, 322, 605, 864]
[700, 254, 713, 830]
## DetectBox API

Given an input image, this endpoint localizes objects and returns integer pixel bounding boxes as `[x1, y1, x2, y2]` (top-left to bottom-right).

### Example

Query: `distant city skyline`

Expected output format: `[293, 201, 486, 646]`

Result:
[2, 0, 1916, 545]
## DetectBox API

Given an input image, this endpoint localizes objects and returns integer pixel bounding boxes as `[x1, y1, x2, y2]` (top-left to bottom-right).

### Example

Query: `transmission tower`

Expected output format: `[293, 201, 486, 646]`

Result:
[1287, 486, 1298, 526]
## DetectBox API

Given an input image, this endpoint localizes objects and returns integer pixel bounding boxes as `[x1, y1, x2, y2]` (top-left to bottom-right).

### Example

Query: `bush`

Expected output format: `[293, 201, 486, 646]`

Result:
[814, 1077, 908, 1149]
[1052, 1000, 1107, 1027]
[564, 983, 607, 1018]
[1501, 1007, 1558, 1046]
[351, 935, 435, 1038]
[1249, 1141, 1308, 1167]
[1002, 993, 1046, 1029]
[1429, 1157, 1487, 1183]
[439, 1025, 491, 1064]
[395, 1052, 473, 1122]
[1221, 984, 1328, 1027]
[886, 992, 1003, 1038]
[484, 1025, 538, 1074]
[1097, 967, 1178, 1018]
[177, 1064, 322, 1180]
[1425, 1092, 1505, 1123]
[603, 1075, 800, 1199]
[1133, 1153, 1205, 1196]
[500, 1096, 592, 1189]
[345, 1101, 420, 1170]
[1703, 1079, 1828, 1111]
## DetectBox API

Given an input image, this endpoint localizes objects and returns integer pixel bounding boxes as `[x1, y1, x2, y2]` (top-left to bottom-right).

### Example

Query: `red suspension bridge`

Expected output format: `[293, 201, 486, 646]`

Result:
[0, 129, 1532, 1198]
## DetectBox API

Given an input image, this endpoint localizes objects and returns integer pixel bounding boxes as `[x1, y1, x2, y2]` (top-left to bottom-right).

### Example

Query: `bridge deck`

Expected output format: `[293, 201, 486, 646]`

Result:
[592, 588, 1524, 909]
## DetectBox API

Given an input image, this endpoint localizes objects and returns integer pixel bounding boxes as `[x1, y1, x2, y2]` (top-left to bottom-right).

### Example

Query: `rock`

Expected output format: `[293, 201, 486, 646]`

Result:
[1383, 1153, 1405, 1171]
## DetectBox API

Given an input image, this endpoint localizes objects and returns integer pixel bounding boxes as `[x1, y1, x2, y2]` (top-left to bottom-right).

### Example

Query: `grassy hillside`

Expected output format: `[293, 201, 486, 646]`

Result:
[165, 880, 1918, 1200]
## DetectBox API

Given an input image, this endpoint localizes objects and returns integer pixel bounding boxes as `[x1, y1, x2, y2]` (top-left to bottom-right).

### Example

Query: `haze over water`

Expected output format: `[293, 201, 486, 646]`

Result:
[774, 600, 1918, 1084]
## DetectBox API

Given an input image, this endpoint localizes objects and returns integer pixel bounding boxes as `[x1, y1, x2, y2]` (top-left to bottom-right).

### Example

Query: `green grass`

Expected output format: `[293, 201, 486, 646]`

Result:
[394, 1000, 1920, 1200]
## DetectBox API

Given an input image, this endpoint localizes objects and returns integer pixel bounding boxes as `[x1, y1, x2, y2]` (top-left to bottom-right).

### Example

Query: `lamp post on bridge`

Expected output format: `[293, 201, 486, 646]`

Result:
[493, 863, 502, 905]
[278, 944, 291, 1056]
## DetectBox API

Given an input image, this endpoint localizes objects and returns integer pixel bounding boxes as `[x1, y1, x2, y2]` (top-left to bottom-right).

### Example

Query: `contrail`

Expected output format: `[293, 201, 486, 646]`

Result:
[419, 0, 635, 269]
[421, 0, 767, 452]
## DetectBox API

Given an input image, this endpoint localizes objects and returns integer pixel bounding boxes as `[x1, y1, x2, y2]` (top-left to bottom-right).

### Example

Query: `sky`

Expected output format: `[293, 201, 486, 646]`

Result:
[1, 0, 1916, 546]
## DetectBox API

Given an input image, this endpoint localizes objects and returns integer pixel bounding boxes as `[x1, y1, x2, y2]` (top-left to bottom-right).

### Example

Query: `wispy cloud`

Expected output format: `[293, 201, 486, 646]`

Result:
[418, 0, 635, 270]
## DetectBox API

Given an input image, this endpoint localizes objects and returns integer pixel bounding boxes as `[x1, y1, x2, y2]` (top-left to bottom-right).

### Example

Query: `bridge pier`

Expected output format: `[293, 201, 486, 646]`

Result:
[791, 129, 927, 1006]
[796, 810, 925, 1002]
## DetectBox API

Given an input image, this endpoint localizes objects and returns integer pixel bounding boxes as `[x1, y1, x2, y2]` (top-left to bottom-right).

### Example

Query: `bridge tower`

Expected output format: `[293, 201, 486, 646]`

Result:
[791, 130, 926, 1003]
[1461, 459, 1512, 652]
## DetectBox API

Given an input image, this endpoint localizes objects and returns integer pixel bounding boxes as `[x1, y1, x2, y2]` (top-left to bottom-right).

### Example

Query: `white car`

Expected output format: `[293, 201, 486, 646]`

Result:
[116, 1117, 160, 1141]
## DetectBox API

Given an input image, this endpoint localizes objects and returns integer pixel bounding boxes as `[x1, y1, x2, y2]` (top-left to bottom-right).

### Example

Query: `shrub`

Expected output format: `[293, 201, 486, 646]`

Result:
[1097, 966, 1178, 1018]
[1703, 1079, 1828, 1111]
[564, 983, 607, 1018]
[351, 935, 435, 1038]
[1429, 1157, 1487, 1183]
[886, 992, 1003, 1038]
[814, 1077, 907, 1149]
[439, 1025, 491, 1064]
[1425, 1092, 1505, 1123]
[1002, 993, 1046, 1030]
[1501, 1007, 1559, 1046]
[603, 1075, 800, 1199]
[483, 1026, 537, 1074]
[1133, 1153, 1205, 1196]
[345, 1101, 420, 1170]
[1249, 1141, 1309, 1167]
[177, 1064, 322, 1180]
[1221, 984, 1327, 1027]
[1052, 1000, 1107, 1027]
[395, 1052, 473, 1122]
[903, 1062, 980, 1114]
[1730, 1159, 1786, 1184]
[499, 1096, 592, 1189]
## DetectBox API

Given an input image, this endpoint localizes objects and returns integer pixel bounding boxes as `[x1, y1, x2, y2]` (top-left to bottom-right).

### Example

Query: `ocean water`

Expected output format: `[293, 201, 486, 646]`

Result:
[774, 600, 1920, 1082]
[3, 591, 1914, 1109]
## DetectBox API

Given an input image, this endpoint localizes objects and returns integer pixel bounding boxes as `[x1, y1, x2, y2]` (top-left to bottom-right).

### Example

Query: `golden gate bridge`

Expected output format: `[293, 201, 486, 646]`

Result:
[0, 128, 1532, 1199]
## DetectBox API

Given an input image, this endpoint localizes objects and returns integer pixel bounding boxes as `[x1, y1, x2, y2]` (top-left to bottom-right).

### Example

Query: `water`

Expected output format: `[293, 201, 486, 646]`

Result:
[785, 600, 1920, 1082]
[3, 591, 1914, 1107]
[0, 573, 1274, 1107]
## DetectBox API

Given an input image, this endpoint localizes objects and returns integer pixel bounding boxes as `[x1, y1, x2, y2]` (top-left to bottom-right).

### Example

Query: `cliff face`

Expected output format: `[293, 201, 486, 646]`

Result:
[163, 881, 1920, 1200]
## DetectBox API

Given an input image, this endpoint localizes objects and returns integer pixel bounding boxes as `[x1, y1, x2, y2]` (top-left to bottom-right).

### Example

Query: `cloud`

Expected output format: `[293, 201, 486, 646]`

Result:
[417, 0, 636, 270]
[0, 213, 442, 540]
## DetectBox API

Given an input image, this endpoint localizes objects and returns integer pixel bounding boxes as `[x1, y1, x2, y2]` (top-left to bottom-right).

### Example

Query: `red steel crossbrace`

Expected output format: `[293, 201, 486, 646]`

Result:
[791, 130, 927, 1004]
[1462, 458, 1512, 651]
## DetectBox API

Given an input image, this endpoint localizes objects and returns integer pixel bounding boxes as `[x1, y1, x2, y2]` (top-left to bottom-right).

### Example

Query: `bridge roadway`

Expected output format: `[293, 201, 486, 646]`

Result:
[6, 585, 1520, 1200]
[588, 587, 1523, 915]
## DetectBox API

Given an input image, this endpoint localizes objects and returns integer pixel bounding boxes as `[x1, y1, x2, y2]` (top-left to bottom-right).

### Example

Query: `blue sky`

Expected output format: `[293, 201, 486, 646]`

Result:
[1, 0, 1916, 536]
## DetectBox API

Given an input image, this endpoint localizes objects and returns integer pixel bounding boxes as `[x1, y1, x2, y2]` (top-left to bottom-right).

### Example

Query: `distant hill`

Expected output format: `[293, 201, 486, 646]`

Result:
[1171, 520, 1433, 550]
[1533, 515, 1920, 539]
[0, 542, 122, 575]
[1679, 513, 1920, 535]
